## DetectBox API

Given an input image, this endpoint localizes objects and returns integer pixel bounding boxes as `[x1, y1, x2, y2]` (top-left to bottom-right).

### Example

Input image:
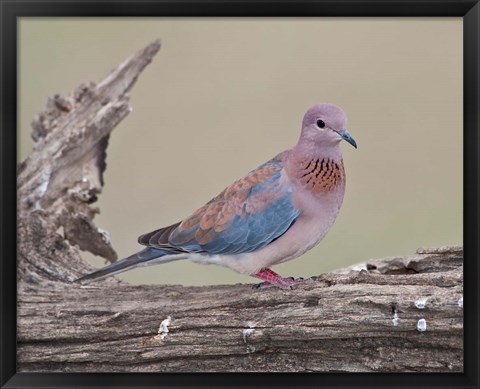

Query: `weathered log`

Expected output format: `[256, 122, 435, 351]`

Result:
[16, 40, 463, 373]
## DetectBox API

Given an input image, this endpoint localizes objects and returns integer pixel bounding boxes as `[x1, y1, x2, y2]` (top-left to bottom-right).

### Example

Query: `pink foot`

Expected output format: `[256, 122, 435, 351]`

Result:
[253, 268, 307, 290]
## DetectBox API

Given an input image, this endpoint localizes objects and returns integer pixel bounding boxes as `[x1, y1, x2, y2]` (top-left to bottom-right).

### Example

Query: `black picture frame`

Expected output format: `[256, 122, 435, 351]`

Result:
[1, 1, 478, 388]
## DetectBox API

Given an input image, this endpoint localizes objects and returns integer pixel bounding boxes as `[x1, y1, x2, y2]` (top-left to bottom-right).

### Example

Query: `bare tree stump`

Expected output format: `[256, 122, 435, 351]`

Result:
[17, 40, 463, 373]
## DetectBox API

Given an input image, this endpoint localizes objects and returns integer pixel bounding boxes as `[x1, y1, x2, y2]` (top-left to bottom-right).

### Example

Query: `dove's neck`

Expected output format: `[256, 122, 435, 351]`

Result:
[292, 136, 342, 161]
[286, 140, 345, 195]
[293, 137, 343, 161]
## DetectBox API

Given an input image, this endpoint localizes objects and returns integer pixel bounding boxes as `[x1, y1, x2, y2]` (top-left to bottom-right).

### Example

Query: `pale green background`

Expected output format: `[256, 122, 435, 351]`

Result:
[19, 18, 462, 286]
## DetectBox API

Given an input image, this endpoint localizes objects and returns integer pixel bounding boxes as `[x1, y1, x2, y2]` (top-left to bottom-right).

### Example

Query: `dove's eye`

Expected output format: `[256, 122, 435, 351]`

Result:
[316, 120, 326, 128]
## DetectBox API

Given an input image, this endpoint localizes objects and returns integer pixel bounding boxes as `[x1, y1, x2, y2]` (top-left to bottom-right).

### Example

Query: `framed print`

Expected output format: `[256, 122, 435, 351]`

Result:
[1, 1, 478, 388]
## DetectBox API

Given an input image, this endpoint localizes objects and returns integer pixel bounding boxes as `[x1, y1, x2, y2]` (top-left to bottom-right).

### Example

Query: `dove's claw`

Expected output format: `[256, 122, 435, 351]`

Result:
[253, 269, 309, 290]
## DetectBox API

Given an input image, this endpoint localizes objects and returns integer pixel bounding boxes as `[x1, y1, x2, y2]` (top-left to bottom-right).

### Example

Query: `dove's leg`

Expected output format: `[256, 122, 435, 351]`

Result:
[253, 268, 305, 290]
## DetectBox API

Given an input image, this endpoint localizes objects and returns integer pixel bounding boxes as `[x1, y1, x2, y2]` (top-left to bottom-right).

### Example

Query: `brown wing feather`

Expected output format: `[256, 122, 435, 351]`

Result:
[170, 160, 282, 246]
[137, 151, 289, 251]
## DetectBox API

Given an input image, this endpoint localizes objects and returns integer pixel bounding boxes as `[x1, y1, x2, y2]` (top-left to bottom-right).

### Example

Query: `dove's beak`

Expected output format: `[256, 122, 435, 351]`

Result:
[340, 129, 357, 149]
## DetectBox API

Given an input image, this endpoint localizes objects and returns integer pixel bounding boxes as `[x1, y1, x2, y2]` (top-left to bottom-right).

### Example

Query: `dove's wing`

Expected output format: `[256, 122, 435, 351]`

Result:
[138, 155, 300, 255]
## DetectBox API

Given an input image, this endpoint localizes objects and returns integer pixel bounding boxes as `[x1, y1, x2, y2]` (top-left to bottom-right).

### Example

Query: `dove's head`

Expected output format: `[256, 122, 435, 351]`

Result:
[300, 103, 357, 150]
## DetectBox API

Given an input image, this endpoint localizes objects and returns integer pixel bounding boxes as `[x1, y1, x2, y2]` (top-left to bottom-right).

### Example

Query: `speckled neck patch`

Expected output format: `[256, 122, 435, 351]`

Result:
[298, 158, 345, 193]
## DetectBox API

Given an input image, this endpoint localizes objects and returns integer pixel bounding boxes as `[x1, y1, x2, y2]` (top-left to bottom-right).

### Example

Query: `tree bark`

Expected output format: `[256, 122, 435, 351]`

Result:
[16, 40, 463, 373]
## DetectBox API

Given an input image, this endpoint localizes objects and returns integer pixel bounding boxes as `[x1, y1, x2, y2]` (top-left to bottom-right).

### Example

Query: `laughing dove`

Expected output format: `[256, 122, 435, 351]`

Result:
[77, 103, 357, 289]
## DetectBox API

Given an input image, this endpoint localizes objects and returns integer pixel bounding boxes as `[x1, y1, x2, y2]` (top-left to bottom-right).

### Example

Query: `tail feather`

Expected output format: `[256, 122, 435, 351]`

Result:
[75, 247, 183, 283]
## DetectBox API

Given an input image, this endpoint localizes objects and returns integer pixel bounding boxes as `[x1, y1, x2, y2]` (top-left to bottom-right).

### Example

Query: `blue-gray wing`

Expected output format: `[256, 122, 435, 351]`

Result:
[139, 156, 300, 255]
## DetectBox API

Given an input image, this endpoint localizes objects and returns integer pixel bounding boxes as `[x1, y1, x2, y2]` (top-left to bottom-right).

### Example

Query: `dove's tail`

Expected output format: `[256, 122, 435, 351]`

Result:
[75, 247, 184, 284]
